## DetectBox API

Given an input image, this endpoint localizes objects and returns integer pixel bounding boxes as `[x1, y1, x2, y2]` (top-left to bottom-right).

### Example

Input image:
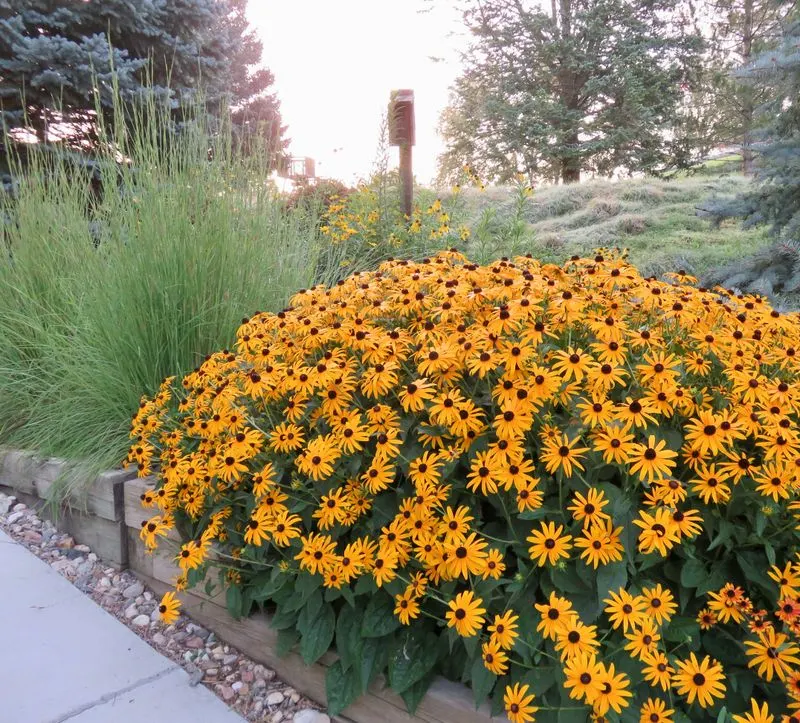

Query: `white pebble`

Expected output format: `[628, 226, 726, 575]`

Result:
[293, 711, 329, 723]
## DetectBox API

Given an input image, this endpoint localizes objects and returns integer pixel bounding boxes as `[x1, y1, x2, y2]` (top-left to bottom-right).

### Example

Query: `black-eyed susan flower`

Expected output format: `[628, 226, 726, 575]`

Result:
[604, 588, 647, 632]
[481, 638, 509, 675]
[467, 450, 502, 495]
[697, 607, 717, 630]
[243, 508, 271, 546]
[563, 652, 605, 705]
[641, 583, 677, 625]
[639, 697, 674, 723]
[552, 346, 593, 382]
[592, 425, 637, 464]
[641, 651, 674, 691]
[270, 510, 302, 547]
[708, 583, 748, 624]
[445, 590, 486, 637]
[158, 591, 181, 625]
[732, 698, 774, 723]
[691, 463, 732, 504]
[593, 661, 632, 716]
[488, 610, 519, 650]
[527, 520, 573, 567]
[394, 590, 420, 625]
[176, 540, 206, 572]
[555, 619, 600, 660]
[633, 508, 681, 556]
[568, 487, 610, 528]
[295, 533, 338, 576]
[769, 562, 800, 600]
[574, 519, 624, 568]
[540, 433, 589, 478]
[482, 548, 506, 579]
[503, 683, 538, 723]
[624, 619, 660, 660]
[535, 592, 577, 640]
[446, 532, 488, 579]
[671, 653, 726, 708]
[614, 396, 659, 429]
[627, 435, 678, 482]
[744, 627, 800, 682]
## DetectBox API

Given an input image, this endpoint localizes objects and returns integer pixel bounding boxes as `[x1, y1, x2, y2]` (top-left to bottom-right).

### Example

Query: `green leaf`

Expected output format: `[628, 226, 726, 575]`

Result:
[557, 706, 589, 723]
[703, 627, 744, 665]
[400, 672, 435, 714]
[523, 666, 557, 696]
[354, 574, 377, 596]
[765, 541, 776, 567]
[470, 655, 496, 708]
[361, 591, 402, 638]
[335, 606, 363, 672]
[708, 519, 734, 551]
[716, 706, 728, 723]
[389, 631, 439, 695]
[680, 559, 706, 588]
[299, 603, 335, 665]
[276, 628, 299, 657]
[359, 635, 391, 690]
[285, 573, 320, 612]
[296, 589, 324, 635]
[270, 601, 300, 630]
[596, 560, 627, 600]
[736, 551, 775, 597]
[340, 585, 356, 607]
[549, 564, 590, 594]
[663, 616, 698, 643]
[326, 660, 362, 717]
[755, 511, 767, 537]
[226, 585, 243, 619]
[250, 569, 288, 602]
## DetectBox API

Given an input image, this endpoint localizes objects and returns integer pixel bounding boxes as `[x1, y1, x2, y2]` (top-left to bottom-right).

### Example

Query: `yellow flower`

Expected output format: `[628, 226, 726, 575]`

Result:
[445, 591, 486, 637]
[527, 521, 572, 567]
[157, 591, 181, 625]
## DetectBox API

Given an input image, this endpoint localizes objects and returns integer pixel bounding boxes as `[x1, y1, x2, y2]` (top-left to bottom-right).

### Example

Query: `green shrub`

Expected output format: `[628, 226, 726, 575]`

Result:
[133, 249, 800, 721]
[0, 96, 321, 494]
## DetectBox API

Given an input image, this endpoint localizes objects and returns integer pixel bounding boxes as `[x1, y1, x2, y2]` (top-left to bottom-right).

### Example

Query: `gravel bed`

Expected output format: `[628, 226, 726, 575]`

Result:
[0, 491, 330, 723]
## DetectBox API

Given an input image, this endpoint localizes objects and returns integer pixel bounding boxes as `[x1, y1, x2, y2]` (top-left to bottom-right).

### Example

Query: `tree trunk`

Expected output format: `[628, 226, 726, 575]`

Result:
[556, 0, 580, 183]
[31, 107, 48, 144]
[741, 0, 755, 175]
[561, 156, 580, 183]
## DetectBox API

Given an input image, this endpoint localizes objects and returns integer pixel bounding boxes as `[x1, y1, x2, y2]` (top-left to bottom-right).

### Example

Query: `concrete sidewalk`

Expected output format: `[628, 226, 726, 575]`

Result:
[0, 529, 246, 723]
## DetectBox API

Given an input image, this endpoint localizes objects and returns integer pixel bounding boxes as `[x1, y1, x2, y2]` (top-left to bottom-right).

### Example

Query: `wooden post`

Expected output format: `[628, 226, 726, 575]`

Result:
[388, 89, 415, 218]
[399, 143, 412, 218]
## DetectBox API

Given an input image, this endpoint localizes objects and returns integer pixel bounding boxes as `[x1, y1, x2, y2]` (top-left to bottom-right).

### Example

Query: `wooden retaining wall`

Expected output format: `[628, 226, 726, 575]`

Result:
[0, 448, 133, 567]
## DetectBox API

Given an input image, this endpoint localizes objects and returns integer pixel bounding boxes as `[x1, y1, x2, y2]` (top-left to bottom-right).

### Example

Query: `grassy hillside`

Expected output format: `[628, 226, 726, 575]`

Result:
[458, 174, 771, 277]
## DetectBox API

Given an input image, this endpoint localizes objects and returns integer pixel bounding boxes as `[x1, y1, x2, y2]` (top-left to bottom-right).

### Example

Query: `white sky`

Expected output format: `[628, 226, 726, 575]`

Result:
[246, 0, 467, 185]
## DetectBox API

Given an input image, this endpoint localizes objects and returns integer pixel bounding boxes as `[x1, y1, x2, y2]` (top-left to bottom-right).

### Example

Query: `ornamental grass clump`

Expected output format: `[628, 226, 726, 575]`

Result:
[130, 250, 800, 722]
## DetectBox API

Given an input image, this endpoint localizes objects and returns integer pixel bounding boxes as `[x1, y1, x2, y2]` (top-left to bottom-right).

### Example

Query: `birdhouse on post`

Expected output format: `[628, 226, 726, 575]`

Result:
[388, 89, 415, 217]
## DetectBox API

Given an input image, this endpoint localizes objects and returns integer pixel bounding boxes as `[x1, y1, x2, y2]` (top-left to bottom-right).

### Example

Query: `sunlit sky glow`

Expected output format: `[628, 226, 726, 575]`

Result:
[247, 1, 467, 185]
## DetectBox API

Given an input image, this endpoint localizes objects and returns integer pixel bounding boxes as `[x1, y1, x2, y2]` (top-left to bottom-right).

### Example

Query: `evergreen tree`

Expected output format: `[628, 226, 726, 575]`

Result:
[699, 0, 787, 173]
[0, 0, 286, 157]
[437, 0, 703, 184]
[710, 7, 799, 238]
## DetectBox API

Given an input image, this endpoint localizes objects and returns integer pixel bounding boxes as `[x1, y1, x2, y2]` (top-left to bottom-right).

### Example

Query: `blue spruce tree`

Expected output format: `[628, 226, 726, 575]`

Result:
[0, 0, 285, 157]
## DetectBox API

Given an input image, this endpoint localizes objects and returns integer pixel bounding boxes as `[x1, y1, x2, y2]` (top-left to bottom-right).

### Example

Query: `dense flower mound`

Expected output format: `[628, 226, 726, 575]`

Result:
[128, 250, 800, 722]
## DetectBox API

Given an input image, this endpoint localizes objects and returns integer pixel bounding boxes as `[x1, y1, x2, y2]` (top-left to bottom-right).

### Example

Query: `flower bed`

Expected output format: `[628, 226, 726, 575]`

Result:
[128, 250, 800, 722]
